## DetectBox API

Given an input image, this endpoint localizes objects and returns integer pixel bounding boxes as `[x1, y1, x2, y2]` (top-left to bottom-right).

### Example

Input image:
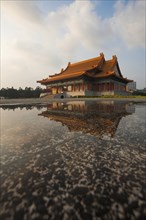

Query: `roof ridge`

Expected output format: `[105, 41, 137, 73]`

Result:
[70, 56, 102, 67]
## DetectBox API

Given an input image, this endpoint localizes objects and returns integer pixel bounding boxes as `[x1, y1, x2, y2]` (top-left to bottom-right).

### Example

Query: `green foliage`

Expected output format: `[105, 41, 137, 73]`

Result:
[0, 87, 43, 99]
[132, 91, 146, 96]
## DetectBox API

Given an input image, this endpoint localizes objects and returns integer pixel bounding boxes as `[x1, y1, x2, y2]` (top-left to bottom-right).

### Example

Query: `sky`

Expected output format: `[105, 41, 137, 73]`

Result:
[1, 0, 146, 89]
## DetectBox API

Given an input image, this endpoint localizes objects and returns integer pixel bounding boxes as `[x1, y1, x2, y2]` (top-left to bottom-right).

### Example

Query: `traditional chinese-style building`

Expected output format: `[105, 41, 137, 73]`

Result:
[37, 53, 133, 98]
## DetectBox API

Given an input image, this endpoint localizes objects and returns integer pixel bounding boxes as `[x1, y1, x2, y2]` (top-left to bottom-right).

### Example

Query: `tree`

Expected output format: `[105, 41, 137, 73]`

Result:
[0, 87, 43, 99]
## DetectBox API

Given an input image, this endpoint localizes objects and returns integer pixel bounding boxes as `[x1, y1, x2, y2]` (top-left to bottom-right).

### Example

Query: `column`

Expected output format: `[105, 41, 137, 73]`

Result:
[74, 82, 76, 92]
[82, 81, 84, 91]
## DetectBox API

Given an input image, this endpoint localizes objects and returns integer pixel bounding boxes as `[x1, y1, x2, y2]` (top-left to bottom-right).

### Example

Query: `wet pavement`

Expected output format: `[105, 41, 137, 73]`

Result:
[0, 101, 146, 220]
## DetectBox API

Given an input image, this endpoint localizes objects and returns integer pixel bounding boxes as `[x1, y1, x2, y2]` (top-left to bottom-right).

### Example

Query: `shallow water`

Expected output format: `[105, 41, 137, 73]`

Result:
[0, 101, 146, 220]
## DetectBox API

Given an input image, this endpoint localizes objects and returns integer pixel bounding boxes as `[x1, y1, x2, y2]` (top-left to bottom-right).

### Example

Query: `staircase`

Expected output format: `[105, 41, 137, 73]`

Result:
[40, 93, 54, 99]
[40, 92, 68, 99]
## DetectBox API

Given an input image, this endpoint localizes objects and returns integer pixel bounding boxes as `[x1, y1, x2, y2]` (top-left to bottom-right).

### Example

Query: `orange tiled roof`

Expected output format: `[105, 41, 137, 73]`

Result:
[57, 54, 104, 76]
[37, 53, 132, 84]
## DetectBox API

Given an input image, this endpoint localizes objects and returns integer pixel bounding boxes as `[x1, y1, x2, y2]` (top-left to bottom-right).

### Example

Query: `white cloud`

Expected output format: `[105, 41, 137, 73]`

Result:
[48, 0, 116, 57]
[1, 0, 43, 24]
[111, 0, 145, 49]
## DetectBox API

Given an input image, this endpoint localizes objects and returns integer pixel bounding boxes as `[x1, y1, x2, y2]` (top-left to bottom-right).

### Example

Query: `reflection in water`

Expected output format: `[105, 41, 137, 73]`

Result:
[39, 101, 135, 138]
[0, 104, 46, 110]
[0, 101, 146, 220]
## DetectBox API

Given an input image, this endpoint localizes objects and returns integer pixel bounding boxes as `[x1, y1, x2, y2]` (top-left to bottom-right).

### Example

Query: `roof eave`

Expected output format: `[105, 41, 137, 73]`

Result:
[40, 74, 85, 84]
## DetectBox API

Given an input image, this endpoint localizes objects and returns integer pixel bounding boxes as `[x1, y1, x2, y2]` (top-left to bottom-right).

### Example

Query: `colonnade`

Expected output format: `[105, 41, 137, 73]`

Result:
[50, 81, 126, 94]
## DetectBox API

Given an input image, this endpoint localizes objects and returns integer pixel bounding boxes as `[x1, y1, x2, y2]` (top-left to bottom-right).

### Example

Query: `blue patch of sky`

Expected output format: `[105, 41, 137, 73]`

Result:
[93, 0, 117, 19]
[93, 0, 134, 19]
[36, 0, 74, 14]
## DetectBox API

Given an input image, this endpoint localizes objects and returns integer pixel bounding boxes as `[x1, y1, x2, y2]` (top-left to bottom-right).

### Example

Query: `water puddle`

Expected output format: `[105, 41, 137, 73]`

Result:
[0, 100, 146, 219]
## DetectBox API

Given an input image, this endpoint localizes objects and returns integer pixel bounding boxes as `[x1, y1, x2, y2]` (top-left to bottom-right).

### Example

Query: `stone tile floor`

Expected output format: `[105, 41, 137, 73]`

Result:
[0, 101, 146, 220]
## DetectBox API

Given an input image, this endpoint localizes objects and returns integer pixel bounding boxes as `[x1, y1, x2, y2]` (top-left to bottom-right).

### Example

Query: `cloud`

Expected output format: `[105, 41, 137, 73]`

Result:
[111, 0, 145, 49]
[1, 0, 145, 89]
[1, 0, 43, 24]
[47, 0, 115, 57]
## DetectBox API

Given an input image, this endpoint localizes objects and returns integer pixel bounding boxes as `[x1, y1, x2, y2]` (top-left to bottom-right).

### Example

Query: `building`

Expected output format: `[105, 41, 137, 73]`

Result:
[37, 53, 133, 98]
[127, 81, 136, 92]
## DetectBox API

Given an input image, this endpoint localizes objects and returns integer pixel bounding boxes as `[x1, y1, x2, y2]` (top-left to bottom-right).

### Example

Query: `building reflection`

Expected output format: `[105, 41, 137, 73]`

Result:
[39, 101, 135, 138]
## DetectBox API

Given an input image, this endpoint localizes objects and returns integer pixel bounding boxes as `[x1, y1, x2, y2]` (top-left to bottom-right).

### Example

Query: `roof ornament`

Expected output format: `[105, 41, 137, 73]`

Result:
[100, 52, 104, 57]
[112, 55, 117, 60]
[61, 68, 64, 72]
[68, 62, 71, 66]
